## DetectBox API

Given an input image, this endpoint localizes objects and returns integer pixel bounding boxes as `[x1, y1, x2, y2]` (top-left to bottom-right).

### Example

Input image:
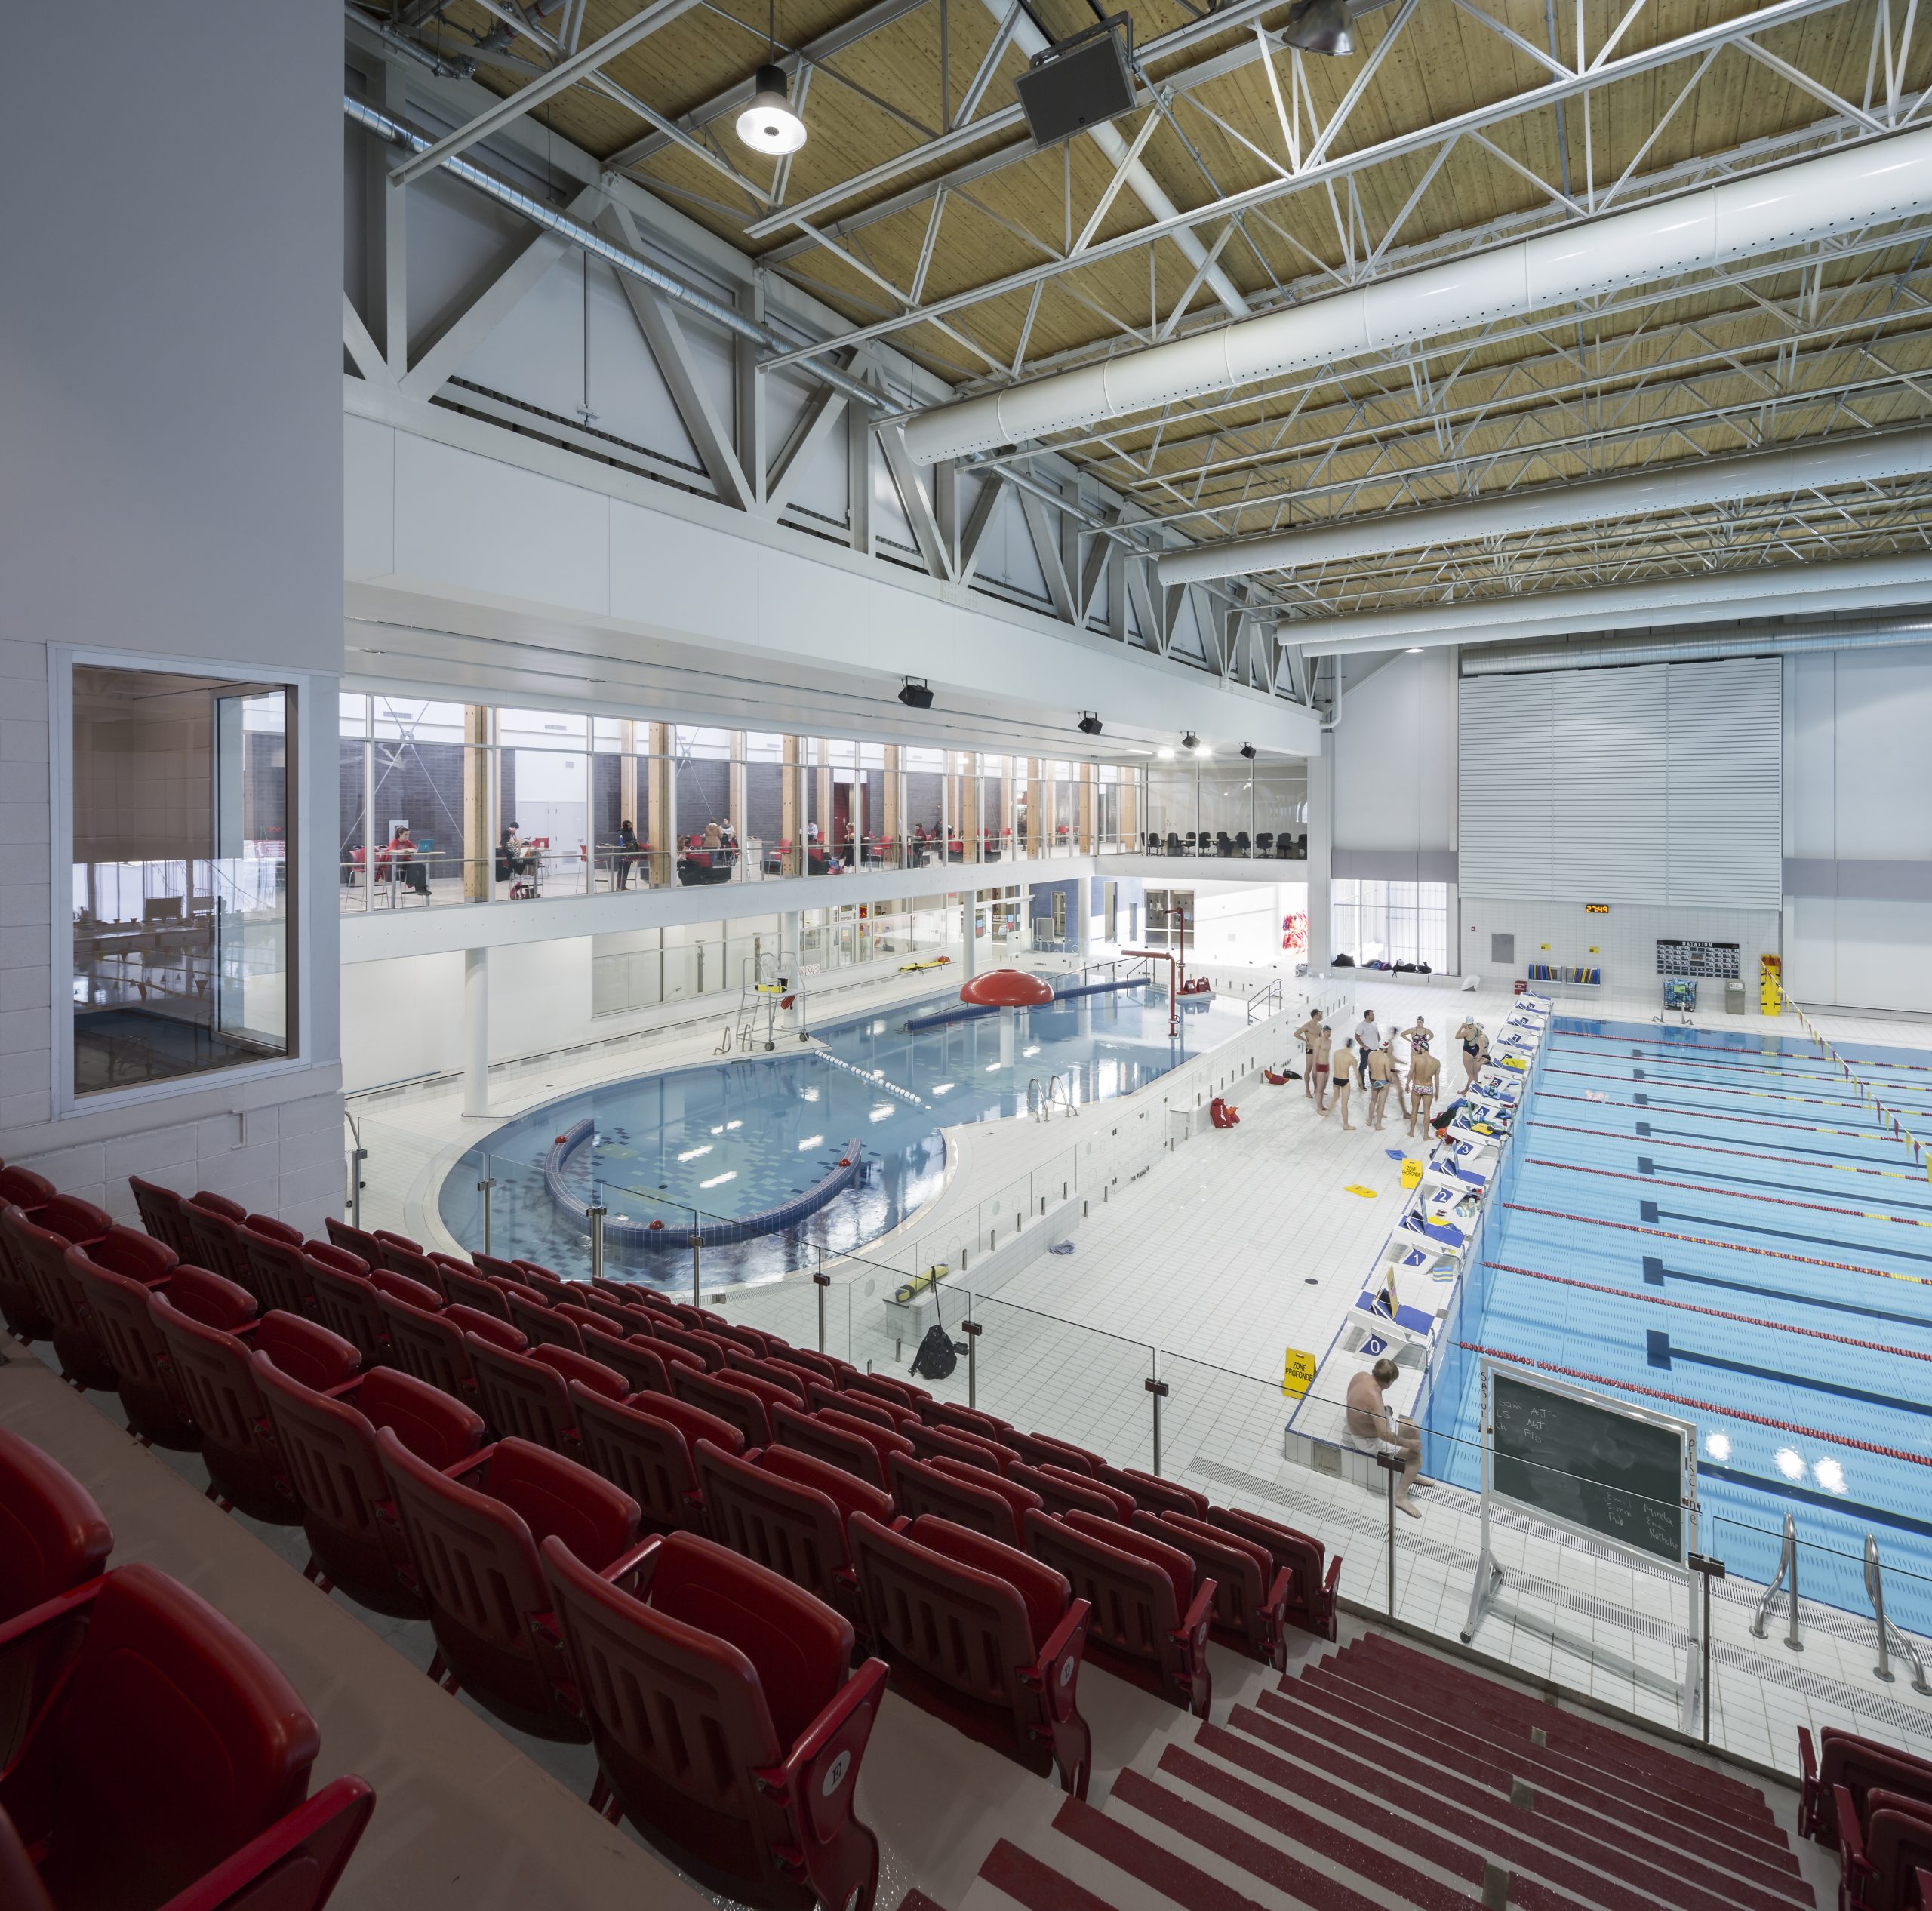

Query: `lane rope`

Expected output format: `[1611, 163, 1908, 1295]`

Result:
[1484, 1260, 1932, 1364]
[1543, 1064, 1921, 1119]
[1540, 1089, 1906, 1149]
[1524, 1155, 1932, 1230]
[1457, 1340, 1932, 1469]
[1558, 1026, 1932, 1076]
[1525, 1118, 1921, 1183]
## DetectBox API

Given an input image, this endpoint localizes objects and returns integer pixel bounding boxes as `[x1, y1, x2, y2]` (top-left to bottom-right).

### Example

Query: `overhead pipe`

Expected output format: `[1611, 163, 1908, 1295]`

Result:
[901, 123, 1932, 465]
[1158, 423, 1932, 586]
[342, 97, 888, 416]
[971, 0, 1250, 325]
[1460, 611, 1932, 675]
[1287, 553, 1932, 657]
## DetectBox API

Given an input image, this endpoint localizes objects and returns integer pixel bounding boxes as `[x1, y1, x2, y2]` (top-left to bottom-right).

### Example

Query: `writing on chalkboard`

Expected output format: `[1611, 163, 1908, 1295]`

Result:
[1491, 1372, 1684, 1564]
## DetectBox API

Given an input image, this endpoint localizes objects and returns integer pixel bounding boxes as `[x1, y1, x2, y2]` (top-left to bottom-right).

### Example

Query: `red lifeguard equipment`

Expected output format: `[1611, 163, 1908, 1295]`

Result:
[958, 969, 1054, 1008]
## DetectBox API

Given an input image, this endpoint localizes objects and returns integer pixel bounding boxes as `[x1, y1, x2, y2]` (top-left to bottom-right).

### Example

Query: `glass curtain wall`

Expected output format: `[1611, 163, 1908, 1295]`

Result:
[1330, 879, 1450, 969]
[1137, 753, 1308, 859]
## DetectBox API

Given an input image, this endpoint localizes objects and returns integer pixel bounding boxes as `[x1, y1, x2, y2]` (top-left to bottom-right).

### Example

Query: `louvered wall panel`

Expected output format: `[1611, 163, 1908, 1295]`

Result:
[1550, 663, 1669, 902]
[1456, 673, 1554, 900]
[1666, 657, 1783, 908]
[1457, 657, 1780, 909]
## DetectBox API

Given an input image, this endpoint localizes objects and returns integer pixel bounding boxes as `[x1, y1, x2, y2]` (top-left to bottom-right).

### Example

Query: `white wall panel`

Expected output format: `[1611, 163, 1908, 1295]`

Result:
[1460, 895, 1780, 996]
[1834, 651, 1932, 859]
[1554, 663, 1666, 900]
[1333, 648, 1458, 854]
[608, 494, 757, 639]
[1665, 658, 1781, 906]
[1455, 673, 1555, 899]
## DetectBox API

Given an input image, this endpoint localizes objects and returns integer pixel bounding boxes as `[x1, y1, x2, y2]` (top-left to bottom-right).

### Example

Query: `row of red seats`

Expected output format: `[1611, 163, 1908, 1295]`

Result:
[0, 1427, 372, 1911]
[1801, 1728, 1932, 1911]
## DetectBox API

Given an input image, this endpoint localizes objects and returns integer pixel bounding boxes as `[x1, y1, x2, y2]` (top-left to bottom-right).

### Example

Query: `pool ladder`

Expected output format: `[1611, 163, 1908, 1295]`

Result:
[1748, 1515, 1930, 1691]
[1026, 1076, 1077, 1121]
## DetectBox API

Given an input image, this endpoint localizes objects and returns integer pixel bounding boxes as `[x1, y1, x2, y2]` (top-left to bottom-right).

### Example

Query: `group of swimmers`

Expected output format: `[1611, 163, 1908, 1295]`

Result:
[1292, 1007, 1491, 1135]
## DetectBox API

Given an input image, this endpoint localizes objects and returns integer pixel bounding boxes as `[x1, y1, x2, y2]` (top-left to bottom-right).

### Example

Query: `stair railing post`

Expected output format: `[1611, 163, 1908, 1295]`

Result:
[476, 1170, 496, 1257]
[588, 1203, 606, 1283]
[813, 1251, 829, 1354]
[1145, 1353, 1168, 1476]
[964, 1318, 981, 1410]
[1688, 1552, 1724, 1743]
[1378, 1451, 1400, 1617]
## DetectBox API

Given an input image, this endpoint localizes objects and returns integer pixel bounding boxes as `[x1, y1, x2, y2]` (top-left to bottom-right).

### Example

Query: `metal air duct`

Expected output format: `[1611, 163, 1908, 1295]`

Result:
[1460, 613, 1932, 674]
[1158, 423, 1932, 586]
[901, 124, 1932, 465]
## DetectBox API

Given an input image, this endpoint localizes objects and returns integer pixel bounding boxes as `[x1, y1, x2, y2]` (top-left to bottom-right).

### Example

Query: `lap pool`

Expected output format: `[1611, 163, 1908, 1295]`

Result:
[438, 980, 1250, 1286]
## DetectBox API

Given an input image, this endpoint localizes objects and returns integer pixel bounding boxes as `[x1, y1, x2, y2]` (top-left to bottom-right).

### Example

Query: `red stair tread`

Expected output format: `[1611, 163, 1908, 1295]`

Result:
[1312, 1654, 1794, 1854]
[980, 1839, 1117, 1911]
[897, 1894, 951, 1911]
[1192, 1723, 1584, 1911]
[1291, 1663, 1805, 1896]
[1231, 1699, 1743, 1911]
[1343, 1634, 1772, 1820]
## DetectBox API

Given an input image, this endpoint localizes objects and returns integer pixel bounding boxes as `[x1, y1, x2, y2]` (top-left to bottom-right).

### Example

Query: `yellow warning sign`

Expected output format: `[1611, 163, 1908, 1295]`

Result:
[1282, 1348, 1317, 1399]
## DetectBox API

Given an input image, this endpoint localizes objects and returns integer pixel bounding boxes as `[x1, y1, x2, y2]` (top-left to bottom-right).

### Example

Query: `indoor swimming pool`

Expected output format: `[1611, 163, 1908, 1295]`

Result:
[1431, 1016, 1932, 1631]
[437, 978, 1250, 1284]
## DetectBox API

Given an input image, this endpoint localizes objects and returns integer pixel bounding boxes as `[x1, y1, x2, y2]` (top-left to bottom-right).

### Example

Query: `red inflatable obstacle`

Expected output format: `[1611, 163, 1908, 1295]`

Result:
[1209, 1097, 1241, 1128]
[959, 969, 1054, 1008]
[1263, 1069, 1291, 1085]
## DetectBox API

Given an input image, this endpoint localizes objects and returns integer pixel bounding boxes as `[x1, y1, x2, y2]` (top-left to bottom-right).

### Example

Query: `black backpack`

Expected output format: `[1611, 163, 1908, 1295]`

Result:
[909, 1284, 961, 1381]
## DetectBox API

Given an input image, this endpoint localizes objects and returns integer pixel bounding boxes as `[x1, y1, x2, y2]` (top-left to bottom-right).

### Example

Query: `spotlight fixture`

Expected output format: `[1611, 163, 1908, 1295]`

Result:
[1182, 731, 1200, 753]
[1157, 745, 1176, 759]
[897, 677, 934, 710]
[1282, 0, 1354, 56]
[1404, 645, 1425, 654]
[1238, 742, 1257, 760]
[1077, 712, 1102, 736]
[736, 0, 808, 154]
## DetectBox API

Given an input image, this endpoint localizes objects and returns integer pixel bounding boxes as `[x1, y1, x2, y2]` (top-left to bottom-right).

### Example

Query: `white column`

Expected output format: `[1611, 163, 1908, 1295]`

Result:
[1076, 876, 1093, 963]
[1307, 741, 1334, 974]
[961, 890, 977, 980]
[462, 947, 490, 1119]
[782, 909, 807, 1036]
[998, 1003, 1015, 1070]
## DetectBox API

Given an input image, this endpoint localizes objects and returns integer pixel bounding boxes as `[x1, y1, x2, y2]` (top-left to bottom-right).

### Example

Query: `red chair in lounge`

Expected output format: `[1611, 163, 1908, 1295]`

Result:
[0, 1563, 374, 1909]
[849, 1512, 1091, 1796]
[0, 1429, 112, 1624]
[696, 1440, 890, 1634]
[1023, 1507, 1214, 1718]
[377, 1432, 646, 1740]
[1209, 1505, 1340, 1642]
[256, 1357, 484, 1616]
[541, 1530, 887, 1911]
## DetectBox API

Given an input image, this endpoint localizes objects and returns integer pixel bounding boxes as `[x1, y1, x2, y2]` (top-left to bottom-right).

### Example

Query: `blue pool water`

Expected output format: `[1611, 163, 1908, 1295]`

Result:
[438, 980, 1248, 1286]
[1430, 1016, 1932, 1629]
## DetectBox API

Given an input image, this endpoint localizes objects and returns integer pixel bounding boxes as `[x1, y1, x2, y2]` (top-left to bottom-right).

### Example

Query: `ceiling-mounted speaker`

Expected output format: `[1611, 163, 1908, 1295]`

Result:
[1014, 15, 1137, 149]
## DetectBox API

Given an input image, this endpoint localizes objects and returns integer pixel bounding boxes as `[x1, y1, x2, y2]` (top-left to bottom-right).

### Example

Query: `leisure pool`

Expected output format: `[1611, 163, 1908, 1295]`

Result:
[438, 980, 1249, 1285]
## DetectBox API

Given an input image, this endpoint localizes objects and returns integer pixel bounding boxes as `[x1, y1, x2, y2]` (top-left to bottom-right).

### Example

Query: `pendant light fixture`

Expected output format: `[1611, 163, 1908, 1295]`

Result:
[736, 0, 808, 155]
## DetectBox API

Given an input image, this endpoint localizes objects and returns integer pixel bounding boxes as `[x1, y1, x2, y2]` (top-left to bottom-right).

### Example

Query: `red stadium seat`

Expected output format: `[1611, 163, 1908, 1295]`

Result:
[306, 1259, 391, 1367]
[162, 1263, 259, 1332]
[0, 1199, 110, 1347]
[1008, 1429, 1105, 1476]
[919, 1398, 1016, 1445]
[888, 1451, 1040, 1549]
[435, 1260, 512, 1320]
[845, 1370, 928, 1411]
[849, 1512, 1091, 1796]
[185, 1199, 260, 1294]
[0, 1563, 343, 1906]
[19, 1221, 153, 1393]
[764, 1345, 851, 1391]
[368, 1267, 440, 1314]
[1008, 1461, 1128, 1522]
[579, 1323, 680, 1397]
[377, 1294, 477, 1404]
[672, 1365, 777, 1448]
[323, 1217, 388, 1271]
[815, 1408, 915, 1486]
[1838, 1789, 1932, 1911]
[374, 1238, 443, 1294]
[1133, 1509, 1291, 1669]
[1804, 1730, 1932, 1845]
[239, 1228, 319, 1319]
[505, 1287, 580, 1352]
[770, 1402, 897, 1494]
[377, 1432, 645, 1740]
[128, 1175, 197, 1260]
[721, 1349, 809, 1402]
[906, 1421, 1018, 1476]
[0, 1429, 112, 1623]
[0, 1168, 56, 1209]
[1098, 1466, 1208, 1522]
[465, 1335, 623, 1453]
[151, 1299, 358, 1521]
[696, 1440, 889, 1632]
[649, 1318, 731, 1371]
[257, 1357, 484, 1617]
[1208, 1504, 1340, 1642]
[569, 1386, 740, 1534]
[60, 1248, 198, 1449]
[1023, 1507, 1213, 1718]
[541, 1529, 886, 1911]
[806, 1383, 914, 1433]
[694, 1314, 770, 1359]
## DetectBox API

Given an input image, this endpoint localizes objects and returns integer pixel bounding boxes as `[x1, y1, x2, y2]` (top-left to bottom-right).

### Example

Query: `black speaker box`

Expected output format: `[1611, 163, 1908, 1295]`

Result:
[1014, 17, 1137, 147]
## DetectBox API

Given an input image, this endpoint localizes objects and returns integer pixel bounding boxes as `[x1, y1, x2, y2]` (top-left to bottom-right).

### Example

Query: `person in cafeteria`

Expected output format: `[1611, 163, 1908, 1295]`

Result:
[614, 818, 641, 889]
[1294, 1009, 1324, 1098]
[1328, 1036, 1358, 1131]
[1364, 1040, 1394, 1131]
[1346, 1357, 1423, 1517]
[1457, 1015, 1487, 1089]
[1407, 1040, 1441, 1135]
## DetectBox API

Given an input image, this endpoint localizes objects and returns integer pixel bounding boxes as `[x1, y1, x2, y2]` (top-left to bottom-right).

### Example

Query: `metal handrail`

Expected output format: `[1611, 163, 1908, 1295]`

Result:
[1247, 977, 1284, 1023]
[1866, 1534, 1932, 1693]
[1749, 1513, 1803, 1651]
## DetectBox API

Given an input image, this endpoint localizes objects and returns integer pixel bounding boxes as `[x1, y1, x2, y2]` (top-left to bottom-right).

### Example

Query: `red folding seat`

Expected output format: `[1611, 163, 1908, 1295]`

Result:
[377, 1294, 476, 1404]
[60, 1248, 198, 1449]
[512, 1259, 571, 1294]
[0, 1562, 374, 1907]
[186, 1198, 261, 1294]
[466, 1335, 623, 1452]
[239, 1227, 318, 1319]
[370, 1266, 441, 1313]
[578, 1288, 635, 1330]
[1023, 1507, 1213, 1717]
[469, 1250, 534, 1288]
[888, 1451, 1040, 1548]
[163, 1263, 259, 1331]
[650, 1317, 731, 1371]
[1208, 1505, 1340, 1642]
[554, 1300, 615, 1343]
[920, 1398, 1016, 1445]
[695, 1314, 770, 1359]
[620, 1285, 681, 1319]
[762, 1346, 852, 1394]
[128, 1174, 196, 1260]
[1008, 1429, 1104, 1476]
[1804, 1730, 1932, 1845]
[505, 1286, 580, 1352]
[1098, 1466, 1208, 1522]
[849, 1512, 1091, 1796]
[1134, 1509, 1291, 1669]
[187, 1190, 248, 1224]
[151, 1298, 359, 1521]
[256, 1356, 484, 1616]
[845, 1370, 928, 1411]
[435, 1260, 512, 1319]
[323, 1216, 387, 1269]
[1837, 1790, 1932, 1911]
[697, 1440, 890, 1633]
[0, 1429, 112, 1623]
[570, 1386, 740, 1534]
[0, 1199, 109, 1346]
[906, 1420, 1018, 1476]
[306, 1257, 390, 1365]
[815, 1408, 915, 1487]
[377, 1239, 445, 1297]
[806, 1382, 913, 1432]
[306, 1240, 369, 1278]
[672, 1366, 779, 1447]
[1009, 1461, 1129, 1522]
[580, 1322, 681, 1396]
[18, 1220, 155, 1393]
[770, 1402, 892, 1494]
[377, 1432, 645, 1739]
[541, 1529, 887, 1911]
[721, 1349, 809, 1402]
[0, 1167, 56, 1208]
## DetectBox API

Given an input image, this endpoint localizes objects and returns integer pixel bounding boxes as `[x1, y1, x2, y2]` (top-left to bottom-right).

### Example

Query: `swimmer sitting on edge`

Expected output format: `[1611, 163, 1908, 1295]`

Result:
[1346, 1356, 1423, 1517]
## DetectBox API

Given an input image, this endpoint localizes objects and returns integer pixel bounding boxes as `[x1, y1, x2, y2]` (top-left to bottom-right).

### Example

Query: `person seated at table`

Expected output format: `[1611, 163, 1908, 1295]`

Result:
[386, 826, 429, 896]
